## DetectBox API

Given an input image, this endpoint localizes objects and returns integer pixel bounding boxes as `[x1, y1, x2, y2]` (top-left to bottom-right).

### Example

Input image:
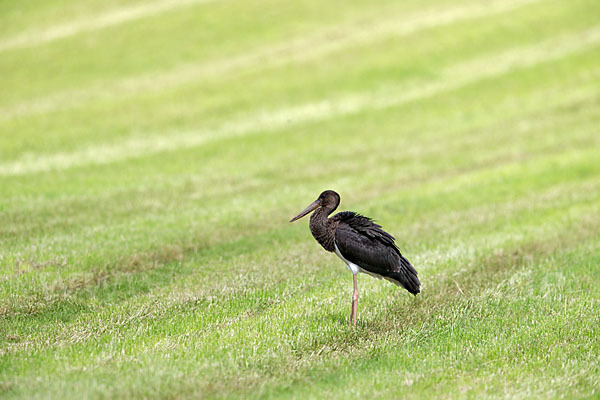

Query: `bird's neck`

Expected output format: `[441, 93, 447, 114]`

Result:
[309, 208, 335, 252]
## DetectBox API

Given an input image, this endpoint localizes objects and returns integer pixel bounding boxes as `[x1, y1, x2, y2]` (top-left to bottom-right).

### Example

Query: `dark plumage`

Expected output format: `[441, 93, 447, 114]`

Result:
[333, 211, 420, 295]
[290, 190, 420, 326]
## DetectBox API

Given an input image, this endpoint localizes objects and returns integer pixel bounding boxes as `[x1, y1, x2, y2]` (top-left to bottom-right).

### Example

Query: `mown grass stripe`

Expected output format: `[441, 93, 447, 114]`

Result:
[0, 0, 541, 120]
[0, 0, 218, 53]
[1, 24, 598, 176]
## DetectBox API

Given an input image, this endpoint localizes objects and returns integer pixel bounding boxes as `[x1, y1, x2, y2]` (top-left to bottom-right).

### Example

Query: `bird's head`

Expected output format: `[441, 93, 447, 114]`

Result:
[289, 190, 340, 222]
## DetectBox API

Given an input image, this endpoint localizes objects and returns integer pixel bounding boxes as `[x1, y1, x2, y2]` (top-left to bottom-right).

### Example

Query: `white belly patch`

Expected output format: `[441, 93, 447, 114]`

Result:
[334, 243, 382, 280]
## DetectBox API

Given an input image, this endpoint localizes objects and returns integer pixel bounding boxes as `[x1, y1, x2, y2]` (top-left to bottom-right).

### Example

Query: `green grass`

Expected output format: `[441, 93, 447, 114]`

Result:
[1, 0, 599, 398]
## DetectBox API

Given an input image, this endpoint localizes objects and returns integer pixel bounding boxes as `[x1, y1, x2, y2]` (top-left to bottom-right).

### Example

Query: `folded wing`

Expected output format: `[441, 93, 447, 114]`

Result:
[333, 212, 420, 295]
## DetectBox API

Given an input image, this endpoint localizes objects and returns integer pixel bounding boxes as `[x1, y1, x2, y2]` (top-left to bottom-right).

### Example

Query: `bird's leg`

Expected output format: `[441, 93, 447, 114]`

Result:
[350, 273, 358, 327]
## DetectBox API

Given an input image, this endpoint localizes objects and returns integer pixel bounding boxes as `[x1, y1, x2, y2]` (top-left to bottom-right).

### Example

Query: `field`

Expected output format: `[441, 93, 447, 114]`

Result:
[1, 0, 600, 398]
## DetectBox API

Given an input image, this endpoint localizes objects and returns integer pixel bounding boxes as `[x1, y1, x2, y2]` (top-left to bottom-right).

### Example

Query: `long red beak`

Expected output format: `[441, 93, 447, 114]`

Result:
[289, 199, 321, 222]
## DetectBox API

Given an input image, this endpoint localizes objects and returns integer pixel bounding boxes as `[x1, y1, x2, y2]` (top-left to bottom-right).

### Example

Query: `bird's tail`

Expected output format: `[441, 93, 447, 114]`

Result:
[386, 254, 420, 295]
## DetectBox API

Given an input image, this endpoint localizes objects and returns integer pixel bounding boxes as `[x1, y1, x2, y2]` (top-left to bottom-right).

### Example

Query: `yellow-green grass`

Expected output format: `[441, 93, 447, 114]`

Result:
[1, 0, 599, 398]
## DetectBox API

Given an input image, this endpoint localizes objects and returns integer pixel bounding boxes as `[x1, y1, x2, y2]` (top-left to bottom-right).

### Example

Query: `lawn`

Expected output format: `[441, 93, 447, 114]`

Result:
[1, 0, 599, 398]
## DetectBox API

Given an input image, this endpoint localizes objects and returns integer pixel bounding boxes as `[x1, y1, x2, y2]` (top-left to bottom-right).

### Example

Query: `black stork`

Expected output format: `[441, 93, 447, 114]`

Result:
[290, 190, 420, 326]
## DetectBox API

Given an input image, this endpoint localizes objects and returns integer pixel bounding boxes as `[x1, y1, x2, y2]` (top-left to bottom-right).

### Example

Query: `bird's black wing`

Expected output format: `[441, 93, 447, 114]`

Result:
[332, 211, 420, 295]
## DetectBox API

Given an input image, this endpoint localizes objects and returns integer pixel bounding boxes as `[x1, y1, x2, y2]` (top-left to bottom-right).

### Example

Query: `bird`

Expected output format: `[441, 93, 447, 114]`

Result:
[290, 190, 420, 326]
